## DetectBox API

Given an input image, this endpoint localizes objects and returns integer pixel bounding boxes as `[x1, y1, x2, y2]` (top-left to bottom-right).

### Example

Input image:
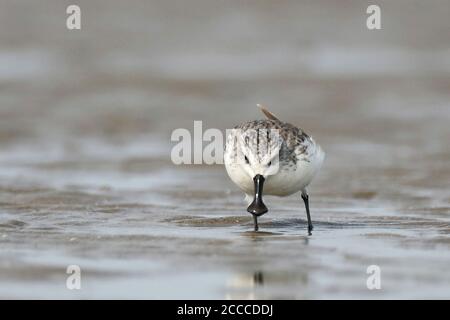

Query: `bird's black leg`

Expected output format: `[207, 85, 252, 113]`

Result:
[301, 191, 313, 235]
[253, 214, 259, 232]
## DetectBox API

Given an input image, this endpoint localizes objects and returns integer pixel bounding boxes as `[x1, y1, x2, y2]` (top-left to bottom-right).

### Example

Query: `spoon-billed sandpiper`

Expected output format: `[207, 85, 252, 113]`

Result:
[224, 105, 325, 234]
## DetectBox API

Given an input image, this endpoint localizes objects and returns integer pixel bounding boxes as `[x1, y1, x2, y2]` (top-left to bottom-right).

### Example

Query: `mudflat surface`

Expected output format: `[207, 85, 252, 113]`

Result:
[0, 0, 449, 299]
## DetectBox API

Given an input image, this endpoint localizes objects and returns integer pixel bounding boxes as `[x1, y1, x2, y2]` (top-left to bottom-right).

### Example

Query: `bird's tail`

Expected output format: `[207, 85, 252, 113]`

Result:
[257, 104, 280, 121]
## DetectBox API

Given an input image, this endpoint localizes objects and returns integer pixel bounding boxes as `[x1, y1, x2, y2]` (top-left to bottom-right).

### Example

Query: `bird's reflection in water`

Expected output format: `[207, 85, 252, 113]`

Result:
[225, 269, 310, 299]
[225, 270, 265, 299]
[253, 271, 264, 286]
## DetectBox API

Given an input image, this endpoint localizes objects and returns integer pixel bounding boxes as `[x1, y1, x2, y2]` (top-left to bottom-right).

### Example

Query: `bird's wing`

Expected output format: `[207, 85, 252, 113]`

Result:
[257, 104, 280, 121]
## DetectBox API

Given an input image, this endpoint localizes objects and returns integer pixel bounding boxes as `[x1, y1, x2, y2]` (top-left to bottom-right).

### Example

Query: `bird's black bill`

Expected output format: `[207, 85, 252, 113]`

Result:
[247, 174, 268, 216]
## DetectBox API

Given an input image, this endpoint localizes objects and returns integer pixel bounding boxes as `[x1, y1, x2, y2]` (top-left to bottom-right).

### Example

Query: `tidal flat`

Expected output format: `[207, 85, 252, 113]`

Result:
[0, 0, 450, 299]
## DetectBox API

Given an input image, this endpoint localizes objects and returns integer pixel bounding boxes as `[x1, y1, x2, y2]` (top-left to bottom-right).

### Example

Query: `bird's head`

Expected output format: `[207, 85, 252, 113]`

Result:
[232, 127, 283, 217]
[235, 128, 282, 179]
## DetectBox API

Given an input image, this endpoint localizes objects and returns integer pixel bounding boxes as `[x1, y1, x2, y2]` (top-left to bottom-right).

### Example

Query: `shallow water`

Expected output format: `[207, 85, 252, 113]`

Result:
[0, 0, 450, 299]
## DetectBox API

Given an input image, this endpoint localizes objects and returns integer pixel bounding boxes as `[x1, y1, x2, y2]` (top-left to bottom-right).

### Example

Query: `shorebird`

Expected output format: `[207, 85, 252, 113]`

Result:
[224, 105, 325, 234]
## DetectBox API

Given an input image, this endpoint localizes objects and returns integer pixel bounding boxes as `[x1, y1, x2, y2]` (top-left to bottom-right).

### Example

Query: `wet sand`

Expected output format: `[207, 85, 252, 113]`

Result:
[0, 0, 450, 299]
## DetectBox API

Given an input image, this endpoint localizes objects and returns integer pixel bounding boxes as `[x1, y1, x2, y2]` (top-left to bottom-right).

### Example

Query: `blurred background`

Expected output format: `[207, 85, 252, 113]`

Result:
[0, 0, 449, 299]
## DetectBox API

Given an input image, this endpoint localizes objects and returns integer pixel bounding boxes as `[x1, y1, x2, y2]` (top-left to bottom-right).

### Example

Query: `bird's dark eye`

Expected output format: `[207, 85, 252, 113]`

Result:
[244, 156, 249, 164]
[268, 161, 272, 166]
